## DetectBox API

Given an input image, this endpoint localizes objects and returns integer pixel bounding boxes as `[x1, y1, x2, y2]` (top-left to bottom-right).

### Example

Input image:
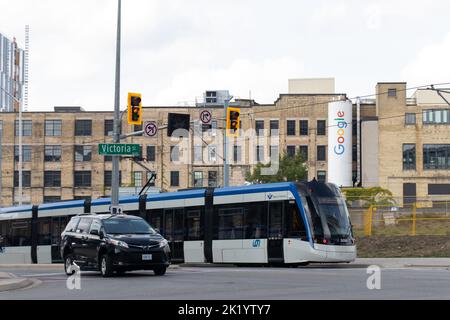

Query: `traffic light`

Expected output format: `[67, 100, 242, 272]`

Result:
[128, 93, 142, 125]
[167, 113, 191, 137]
[226, 107, 241, 137]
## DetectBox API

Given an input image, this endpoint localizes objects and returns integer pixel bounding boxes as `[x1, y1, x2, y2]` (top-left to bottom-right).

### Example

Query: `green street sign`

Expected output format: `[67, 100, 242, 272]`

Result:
[99, 144, 141, 156]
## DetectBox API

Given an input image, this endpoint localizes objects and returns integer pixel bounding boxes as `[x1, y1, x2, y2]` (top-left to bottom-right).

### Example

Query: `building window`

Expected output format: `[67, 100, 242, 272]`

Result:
[388, 88, 397, 97]
[14, 145, 32, 162]
[134, 124, 143, 136]
[75, 120, 92, 136]
[317, 120, 326, 136]
[287, 120, 296, 136]
[194, 146, 203, 163]
[15, 120, 32, 136]
[104, 171, 122, 187]
[423, 109, 450, 125]
[147, 146, 156, 162]
[104, 120, 114, 136]
[75, 145, 92, 162]
[403, 144, 416, 171]
[428, 184, 450, 195]
[208, 171, 218, 187]
[45, 120, 62, 136]
[74, 171, 92, 187]
[194, 172, 203, 188]
[300, 146, 308, 160]
[270, 120, 279, 136]
[255, 120, 264, 136]
[300, 120, 309, 136]
[170, 171, 180, 187]
[133, 172, 143, 187]
[256, 146, 264, 163]
[44, 171, 61, 187]
[233, 146, 242, 163]
[44, 145, 61, 162]
[14, 171, 31, 188]
[424, 144, 450, 170]
[405, 113, 416, 125]
[170, 146, 180, 162]
[43, 196, 61, 204]
[208, 146, 217, 163]
[287, 146, 296, 157]
[317, 171, 327, 183]
[104, 155, 112, 162]
[317, 146, 326, 161]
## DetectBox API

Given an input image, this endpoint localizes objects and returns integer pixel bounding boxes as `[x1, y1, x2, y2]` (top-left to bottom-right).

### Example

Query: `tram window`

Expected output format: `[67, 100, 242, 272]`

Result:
[187, 210, 203, 241]
[164, 210, 174, 241]
[0, 221, 10, 247]
[218, 208, 244, 240]
[268, 202, 283, 238]
[285, 202, 307, 240]
[38, 218, 52, 246]
[76, 218, 92, 234]
[11, 220, 31, 246]
[149, 210, 163, 233]
[244, 202, 267, 239]
[306, 197, 324, 239]
[173, 209, 185, 241]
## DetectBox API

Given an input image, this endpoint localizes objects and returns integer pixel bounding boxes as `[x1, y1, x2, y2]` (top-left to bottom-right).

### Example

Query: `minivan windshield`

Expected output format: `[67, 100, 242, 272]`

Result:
[103, 218, 156, 235]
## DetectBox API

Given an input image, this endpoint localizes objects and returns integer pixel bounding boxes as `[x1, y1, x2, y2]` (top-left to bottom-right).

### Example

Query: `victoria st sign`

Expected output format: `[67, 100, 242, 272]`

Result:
[99, 144, 141, 156]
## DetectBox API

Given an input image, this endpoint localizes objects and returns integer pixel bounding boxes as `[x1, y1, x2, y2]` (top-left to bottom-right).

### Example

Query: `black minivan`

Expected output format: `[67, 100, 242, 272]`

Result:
[61, 214, 171, 277]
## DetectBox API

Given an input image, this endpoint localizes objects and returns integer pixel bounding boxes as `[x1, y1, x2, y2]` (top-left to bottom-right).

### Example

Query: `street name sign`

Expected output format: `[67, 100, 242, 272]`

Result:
[99, 144, 141, 156]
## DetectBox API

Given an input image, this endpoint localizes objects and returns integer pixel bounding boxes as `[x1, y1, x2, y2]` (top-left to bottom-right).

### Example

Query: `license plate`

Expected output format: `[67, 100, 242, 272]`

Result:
[142, 254, 153, 261]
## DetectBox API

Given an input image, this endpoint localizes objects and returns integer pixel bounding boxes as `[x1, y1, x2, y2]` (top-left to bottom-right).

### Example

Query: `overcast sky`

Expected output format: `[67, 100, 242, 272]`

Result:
[1, 0, 450, 111]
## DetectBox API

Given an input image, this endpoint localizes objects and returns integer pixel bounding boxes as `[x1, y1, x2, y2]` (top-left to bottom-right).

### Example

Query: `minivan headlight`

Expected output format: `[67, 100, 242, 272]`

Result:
[107, 239, 129, 249]
[159, 239, 168, 248]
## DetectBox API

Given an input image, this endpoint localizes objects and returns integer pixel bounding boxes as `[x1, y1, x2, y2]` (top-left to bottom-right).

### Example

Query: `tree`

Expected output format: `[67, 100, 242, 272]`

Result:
[342, 187, 396, 208]
[245, 153, 308, 184]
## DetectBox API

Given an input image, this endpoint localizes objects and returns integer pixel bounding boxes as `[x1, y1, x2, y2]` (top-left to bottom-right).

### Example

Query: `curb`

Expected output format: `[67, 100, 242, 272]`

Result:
[0, 264, 64, 270]
[0, 278, 36, 293]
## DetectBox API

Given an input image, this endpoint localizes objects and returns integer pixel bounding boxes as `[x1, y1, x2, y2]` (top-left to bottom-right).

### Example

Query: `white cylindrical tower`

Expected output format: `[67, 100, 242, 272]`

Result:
[328, 100, 353, 187]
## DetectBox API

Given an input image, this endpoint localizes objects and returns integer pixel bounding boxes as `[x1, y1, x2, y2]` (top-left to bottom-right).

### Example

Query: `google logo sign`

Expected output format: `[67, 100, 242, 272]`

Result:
[334, 110, 348, 156]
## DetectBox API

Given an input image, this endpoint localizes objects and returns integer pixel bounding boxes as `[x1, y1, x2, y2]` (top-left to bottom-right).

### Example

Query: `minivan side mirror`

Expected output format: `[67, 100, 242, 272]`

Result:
[99, 230, 105, 239]
[90, 229, 99, 236]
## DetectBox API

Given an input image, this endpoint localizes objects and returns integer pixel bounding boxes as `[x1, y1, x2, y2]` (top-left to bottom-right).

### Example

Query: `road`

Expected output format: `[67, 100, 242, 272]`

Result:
[0, 264, 449, 300]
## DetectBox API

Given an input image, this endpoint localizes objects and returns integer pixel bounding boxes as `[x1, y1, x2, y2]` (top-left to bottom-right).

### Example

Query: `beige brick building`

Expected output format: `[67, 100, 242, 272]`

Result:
[1, 81, 449, 207]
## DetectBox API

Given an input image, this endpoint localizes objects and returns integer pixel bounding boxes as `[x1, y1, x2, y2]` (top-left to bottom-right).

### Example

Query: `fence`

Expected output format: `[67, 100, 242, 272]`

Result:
[347, 197, 450, 237]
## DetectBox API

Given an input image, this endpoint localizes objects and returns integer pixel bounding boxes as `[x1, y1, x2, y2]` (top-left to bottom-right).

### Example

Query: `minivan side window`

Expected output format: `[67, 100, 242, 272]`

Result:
[76, 218, 92, 234]
[89, 220, 102, 234]
[65, 218, 80, 233]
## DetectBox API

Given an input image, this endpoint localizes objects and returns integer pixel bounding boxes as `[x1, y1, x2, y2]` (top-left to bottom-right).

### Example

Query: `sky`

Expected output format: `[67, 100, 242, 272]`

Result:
[1, 0, 450, 111]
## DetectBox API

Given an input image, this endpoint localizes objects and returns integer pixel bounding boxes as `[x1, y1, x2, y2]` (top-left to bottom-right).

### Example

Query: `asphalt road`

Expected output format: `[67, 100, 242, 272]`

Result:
[0, 265, 449, 300]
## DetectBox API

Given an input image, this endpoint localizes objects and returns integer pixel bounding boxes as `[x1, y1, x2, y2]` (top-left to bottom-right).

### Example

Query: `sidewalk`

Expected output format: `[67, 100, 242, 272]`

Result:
[0, 272, 38, 293]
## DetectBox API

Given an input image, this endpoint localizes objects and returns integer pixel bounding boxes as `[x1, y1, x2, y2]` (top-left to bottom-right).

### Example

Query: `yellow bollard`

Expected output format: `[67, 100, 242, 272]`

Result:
[364, 206, 374, 237]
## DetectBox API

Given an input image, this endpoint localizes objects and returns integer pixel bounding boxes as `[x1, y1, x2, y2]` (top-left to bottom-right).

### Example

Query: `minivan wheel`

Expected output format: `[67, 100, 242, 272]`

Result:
[153, 266, 167, 276]
[100, 254, 114, 278]
[64, 255, 75, 276]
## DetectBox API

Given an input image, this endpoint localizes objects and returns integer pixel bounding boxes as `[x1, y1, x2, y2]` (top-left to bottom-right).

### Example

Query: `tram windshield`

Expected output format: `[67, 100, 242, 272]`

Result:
[317, 197, 352, 241]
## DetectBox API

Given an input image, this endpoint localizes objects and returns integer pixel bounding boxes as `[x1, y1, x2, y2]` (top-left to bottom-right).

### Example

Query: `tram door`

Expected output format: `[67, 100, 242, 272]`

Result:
[163, 209, 185, 263]
[268, 202, 284, 263]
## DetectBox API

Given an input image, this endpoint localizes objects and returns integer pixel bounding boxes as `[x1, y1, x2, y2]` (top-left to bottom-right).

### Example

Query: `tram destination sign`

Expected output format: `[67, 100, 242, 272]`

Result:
[99, 144, 141, 156]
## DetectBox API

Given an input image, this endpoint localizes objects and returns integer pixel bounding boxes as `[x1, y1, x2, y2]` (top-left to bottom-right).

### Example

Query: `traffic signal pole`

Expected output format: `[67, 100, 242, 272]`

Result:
[111, 0, 122, 214]
[223, 98, 230, 187]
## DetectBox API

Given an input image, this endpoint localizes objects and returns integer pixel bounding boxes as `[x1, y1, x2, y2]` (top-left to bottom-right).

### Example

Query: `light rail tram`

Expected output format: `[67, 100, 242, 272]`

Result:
[0, 181, 356, 265]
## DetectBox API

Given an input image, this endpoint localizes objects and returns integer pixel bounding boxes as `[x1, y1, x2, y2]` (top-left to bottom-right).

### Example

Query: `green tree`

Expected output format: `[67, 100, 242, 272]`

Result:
[342, 187, 396, 208]
[245, 153, 308, 184]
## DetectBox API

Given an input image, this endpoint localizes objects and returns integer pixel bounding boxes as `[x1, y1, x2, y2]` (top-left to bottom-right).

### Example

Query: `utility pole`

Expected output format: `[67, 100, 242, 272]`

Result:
[111, 0, 122, 214]
[223, 96, 230, 187]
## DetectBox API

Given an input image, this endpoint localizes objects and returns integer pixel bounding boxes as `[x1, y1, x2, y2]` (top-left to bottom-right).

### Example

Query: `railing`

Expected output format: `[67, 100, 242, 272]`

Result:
[348, 197, 450, 237]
